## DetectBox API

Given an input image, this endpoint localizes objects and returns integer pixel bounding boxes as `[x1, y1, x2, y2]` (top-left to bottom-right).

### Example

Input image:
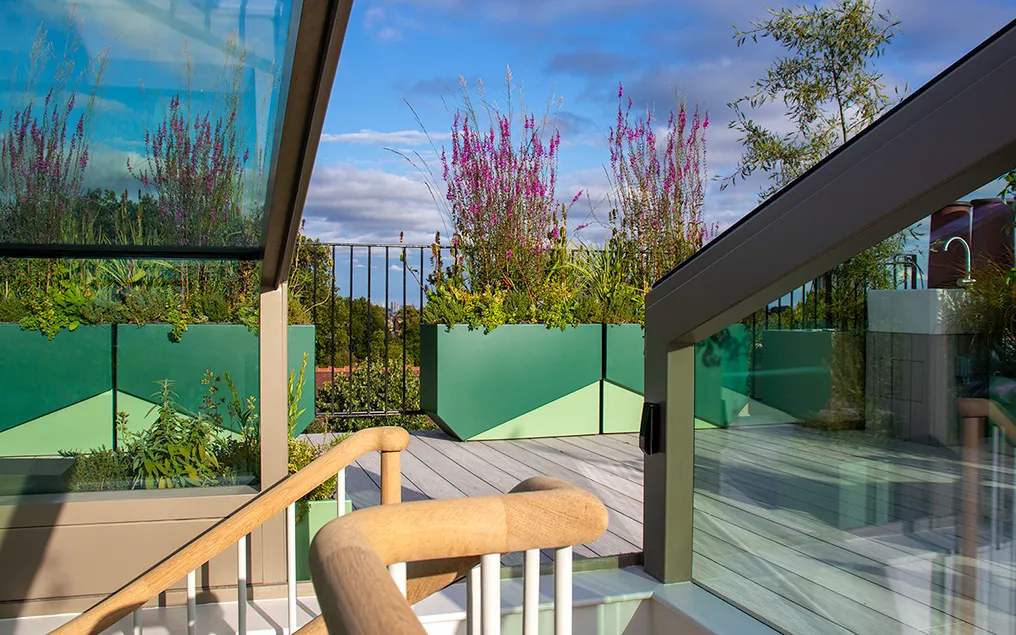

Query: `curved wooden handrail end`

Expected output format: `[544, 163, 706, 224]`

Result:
[310, 478, 609, 635]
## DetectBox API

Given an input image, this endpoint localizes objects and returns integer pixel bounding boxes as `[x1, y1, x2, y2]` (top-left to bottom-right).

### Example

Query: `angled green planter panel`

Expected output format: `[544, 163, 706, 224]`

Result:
[421, 324, 602, 440]
[603, 325, 645, 433]
[694, 324, 752, 427]
[117, 324, 316, 434]
[0, 324, 111, 434]
[295, 498, 353, 581]
[0, 323, 315, 456]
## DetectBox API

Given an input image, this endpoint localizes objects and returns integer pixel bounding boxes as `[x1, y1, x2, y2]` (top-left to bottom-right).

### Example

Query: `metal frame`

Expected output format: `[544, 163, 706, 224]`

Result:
[260, 0, 355, 291]
[642, 18, 1016, 583]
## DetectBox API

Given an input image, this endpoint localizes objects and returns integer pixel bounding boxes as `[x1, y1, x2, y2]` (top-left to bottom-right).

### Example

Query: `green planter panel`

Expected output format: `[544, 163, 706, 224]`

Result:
[117, 324, 316, 435]
[295, 498, 353, 581]
[601, 324, 752, 431]
[0, 325, 112, 435]
[421, 324, 602, 440]
[694, 324, 751, 427]
[603, 325, 645, 434]
[0, 324, 315, 456]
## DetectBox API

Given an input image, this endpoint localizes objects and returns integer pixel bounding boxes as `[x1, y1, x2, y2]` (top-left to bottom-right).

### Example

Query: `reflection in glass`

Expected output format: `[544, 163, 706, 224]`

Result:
[693, 181, 1016, 634]
[0, 1, 293, 249]
[0, 257, 263, 496]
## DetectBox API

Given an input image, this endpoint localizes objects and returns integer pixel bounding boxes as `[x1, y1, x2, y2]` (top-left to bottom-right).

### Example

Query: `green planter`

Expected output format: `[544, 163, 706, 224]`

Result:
[604, 324, 753, 431]
[603, 325, 645, 434]
[0, 324, 316, 457]
[295, 498, 354, 581]
[421, 324, 602, 441]
[694, 325, 752, 427]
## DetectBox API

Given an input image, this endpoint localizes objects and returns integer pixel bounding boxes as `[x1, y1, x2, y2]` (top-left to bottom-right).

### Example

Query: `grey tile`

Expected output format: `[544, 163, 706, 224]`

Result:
[910, 360, 925, 404]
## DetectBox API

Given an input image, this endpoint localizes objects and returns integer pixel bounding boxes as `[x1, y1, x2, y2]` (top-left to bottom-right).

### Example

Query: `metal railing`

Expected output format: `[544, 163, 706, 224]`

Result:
[305, 243, 923, 421]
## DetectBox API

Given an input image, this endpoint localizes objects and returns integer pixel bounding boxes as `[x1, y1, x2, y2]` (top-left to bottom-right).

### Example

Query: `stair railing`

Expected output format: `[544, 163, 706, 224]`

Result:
[308, 476, 610, 635]
[51, 426, 411, 635]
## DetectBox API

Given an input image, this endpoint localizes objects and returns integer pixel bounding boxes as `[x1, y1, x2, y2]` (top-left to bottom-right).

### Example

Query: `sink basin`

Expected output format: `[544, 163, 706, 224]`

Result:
[867, 289, 968, 334]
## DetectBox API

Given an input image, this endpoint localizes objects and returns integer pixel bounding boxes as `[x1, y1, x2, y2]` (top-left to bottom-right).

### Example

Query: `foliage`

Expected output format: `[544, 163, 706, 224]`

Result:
[953, 259, 1016, 376]
[126, 39, 260, 247]
[128, 380, 222, 489]
[608, 84, 716, 290]
[314, 359, 434, 433]
[722, 0, 904, 199]
[439, 69, 571, 297]
[62, 444, 132, 492]
[0, 20, 109, 243]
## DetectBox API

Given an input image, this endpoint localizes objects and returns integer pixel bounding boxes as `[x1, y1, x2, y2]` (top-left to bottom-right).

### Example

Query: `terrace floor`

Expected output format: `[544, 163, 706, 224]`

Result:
[309, 423, 1016, 635]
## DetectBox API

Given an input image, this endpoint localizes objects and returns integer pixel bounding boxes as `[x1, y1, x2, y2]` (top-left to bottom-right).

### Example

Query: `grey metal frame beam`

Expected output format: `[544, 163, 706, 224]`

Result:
[641, 18, 1016, 583]
[260, 0, 354, 291]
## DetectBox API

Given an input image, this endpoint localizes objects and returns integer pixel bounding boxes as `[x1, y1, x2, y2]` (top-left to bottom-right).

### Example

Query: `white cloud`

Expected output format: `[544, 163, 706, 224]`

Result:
[303, 163, 447, 244]
[320, 129, 448, 146]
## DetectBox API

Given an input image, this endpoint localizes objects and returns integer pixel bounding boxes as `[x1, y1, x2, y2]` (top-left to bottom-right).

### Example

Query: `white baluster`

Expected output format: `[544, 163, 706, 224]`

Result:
[186, 570, 196, 635]
[554, 546, 572, 635]
[238, 534, 248, 635]
[389, 561, 407, 597]
[337, 468, 347, 517]
[287, 503, 297, 634]
[466, 564, 481, 635]
[480, 553, 500, 635]
[132, 607, 142, 635]
[523, 549, 539, 635]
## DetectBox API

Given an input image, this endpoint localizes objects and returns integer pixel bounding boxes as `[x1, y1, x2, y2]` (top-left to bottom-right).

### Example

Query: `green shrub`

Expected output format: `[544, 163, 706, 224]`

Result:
[61, 446, 133, 492]
[0, 297, 28, 323]
[199, 293, 231, 323]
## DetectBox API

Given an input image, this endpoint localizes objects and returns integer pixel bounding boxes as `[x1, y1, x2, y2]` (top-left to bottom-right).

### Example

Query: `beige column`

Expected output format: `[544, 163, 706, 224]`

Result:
[259, 282, 290, 584]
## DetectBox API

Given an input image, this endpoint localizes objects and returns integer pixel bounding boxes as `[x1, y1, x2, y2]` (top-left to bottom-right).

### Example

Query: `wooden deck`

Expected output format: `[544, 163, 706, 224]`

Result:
[312, 425, 1016, 635]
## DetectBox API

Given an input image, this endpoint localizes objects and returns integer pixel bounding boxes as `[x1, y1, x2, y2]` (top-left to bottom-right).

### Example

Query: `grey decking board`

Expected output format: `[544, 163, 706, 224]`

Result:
[694, 438, 969, 530]
[453, 440, 642, 556]
[696, 511, 980, 633]
[695, 434, 1002, 546]
[406, 436, 503, 497]
[693, 554, 857, 635]
[477, 440, 643, 556]
[345, 462, 380, 510]
[535, 437, 643, 485]
[508, 438, 644, 502]
[694, 529, 931, 635]
[398, 445, 466, 500]
[553, 435, 644, 468]
[696, 490, 1015, 622]
[414, 433, 525, 493]
[695, 433, 969, 526]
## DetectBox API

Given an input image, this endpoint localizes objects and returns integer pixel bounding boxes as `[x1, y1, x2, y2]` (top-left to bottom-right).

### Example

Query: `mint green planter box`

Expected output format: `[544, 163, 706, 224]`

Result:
[603, 324, 753, 431]
[421, 324, 602, 441]
[694, 325, 752, 427]
[603, 325, 645, 433]
[0, 323, 316, 457]
[295, 498, 354, 581]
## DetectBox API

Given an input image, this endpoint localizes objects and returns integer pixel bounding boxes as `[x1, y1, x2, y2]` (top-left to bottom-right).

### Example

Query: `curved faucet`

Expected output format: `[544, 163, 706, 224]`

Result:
[944, 236, 975, 287]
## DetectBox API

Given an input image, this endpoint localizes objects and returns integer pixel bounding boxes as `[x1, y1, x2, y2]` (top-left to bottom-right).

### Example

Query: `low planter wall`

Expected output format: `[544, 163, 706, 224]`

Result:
[0, 324, 316, 456]
[421, 323, 754, 440]
[421, 324, 603, 440]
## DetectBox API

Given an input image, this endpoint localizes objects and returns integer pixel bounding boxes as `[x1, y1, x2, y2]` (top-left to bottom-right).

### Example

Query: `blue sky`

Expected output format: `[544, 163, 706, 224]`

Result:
[305, 0, 1016, 247]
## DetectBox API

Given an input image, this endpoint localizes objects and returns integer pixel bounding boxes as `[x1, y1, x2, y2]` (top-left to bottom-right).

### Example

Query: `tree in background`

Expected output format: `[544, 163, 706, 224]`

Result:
[723, 0, 903, 199]
[723, 0, 913, 324]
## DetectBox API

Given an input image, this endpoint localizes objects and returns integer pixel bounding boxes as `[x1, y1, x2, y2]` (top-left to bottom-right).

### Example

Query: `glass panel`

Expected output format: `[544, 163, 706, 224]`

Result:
[0, 1, 294, 249]
[0, 257, 262, 496]
[693, 174, 1016, 634]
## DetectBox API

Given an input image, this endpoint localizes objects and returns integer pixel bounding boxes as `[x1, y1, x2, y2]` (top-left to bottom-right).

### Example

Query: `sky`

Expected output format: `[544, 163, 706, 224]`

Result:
[307, 0, 1016, 248]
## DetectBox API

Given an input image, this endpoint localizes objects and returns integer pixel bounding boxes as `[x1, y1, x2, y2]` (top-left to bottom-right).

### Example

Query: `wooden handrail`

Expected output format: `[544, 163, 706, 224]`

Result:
[53, 427, 410, 635]
[309, 476, 609, 635]
[958, 397, 1016, 445]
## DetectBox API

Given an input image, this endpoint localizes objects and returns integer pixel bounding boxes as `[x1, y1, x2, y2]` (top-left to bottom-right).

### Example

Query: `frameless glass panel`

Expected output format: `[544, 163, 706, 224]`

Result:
[693, 173, 1016, 634]
[0, 257, 264, 496]
[0, 0, 294, 250]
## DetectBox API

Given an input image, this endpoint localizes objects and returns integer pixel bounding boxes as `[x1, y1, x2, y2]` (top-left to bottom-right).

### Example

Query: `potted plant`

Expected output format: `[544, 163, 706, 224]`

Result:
[419, 78, 716, 439]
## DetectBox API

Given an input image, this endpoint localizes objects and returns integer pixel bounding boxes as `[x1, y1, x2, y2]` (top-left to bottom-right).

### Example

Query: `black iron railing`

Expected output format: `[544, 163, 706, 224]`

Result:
[303, 243, 922, 421]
